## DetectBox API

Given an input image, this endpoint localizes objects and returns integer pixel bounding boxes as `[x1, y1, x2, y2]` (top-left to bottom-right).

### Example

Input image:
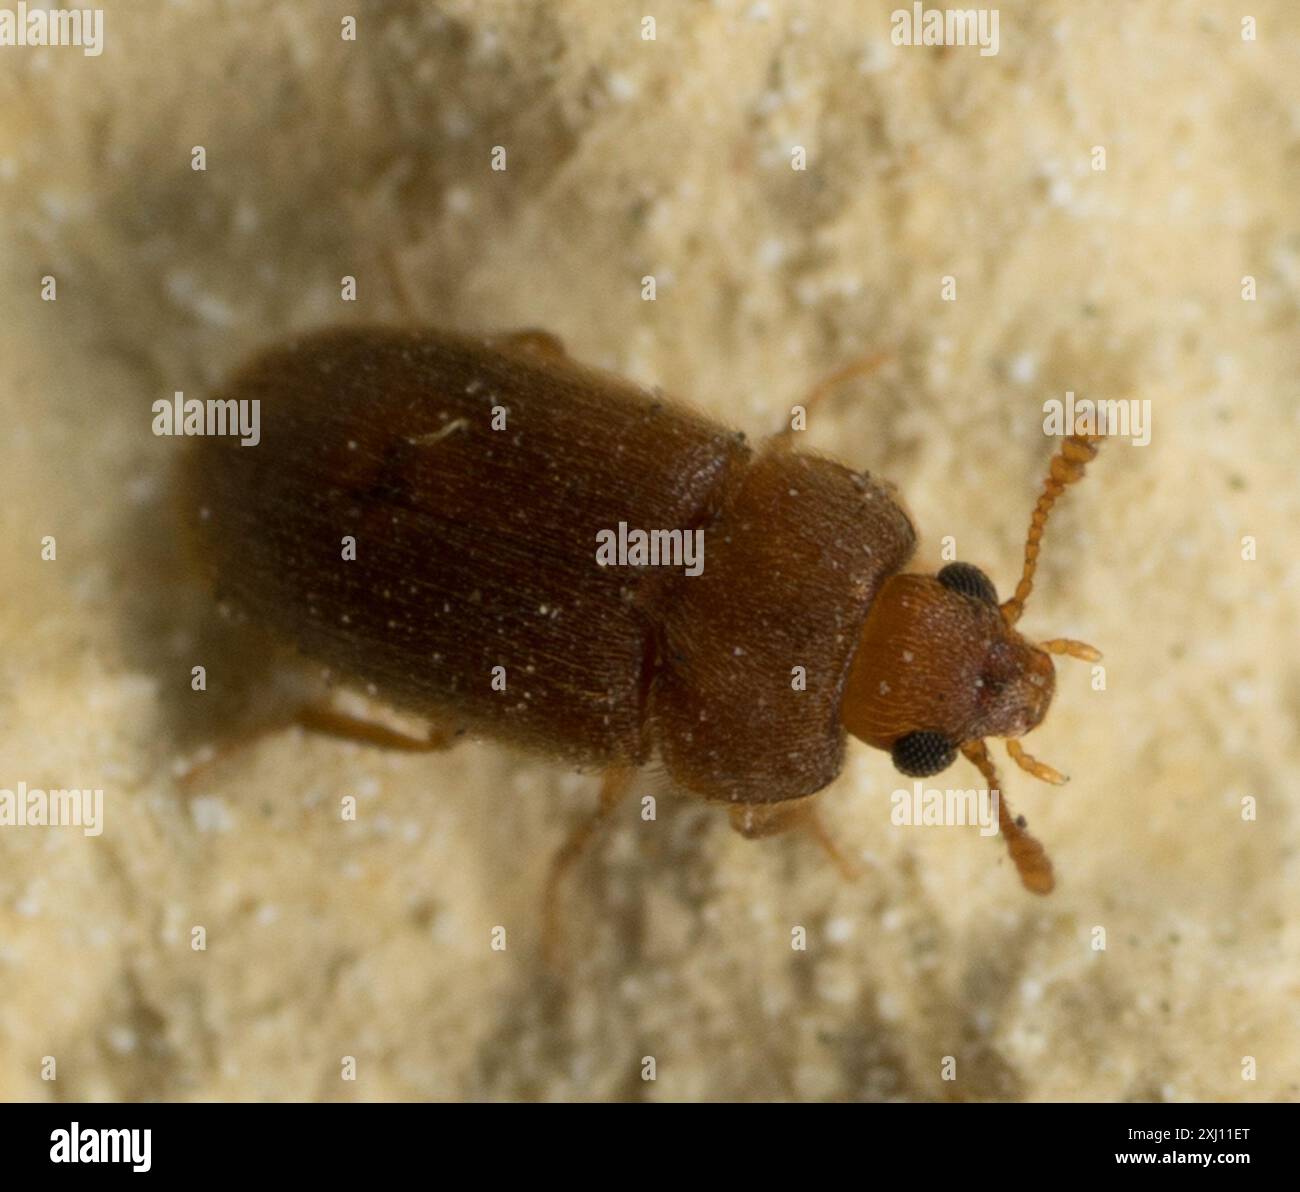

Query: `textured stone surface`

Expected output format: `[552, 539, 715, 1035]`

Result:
[0, 0, 1296, 1101]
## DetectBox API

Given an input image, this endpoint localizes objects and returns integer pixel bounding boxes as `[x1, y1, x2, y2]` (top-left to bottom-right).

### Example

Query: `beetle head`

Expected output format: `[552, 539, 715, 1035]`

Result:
[837, 431, 1107, 894]
[840, 564, 1058, 775]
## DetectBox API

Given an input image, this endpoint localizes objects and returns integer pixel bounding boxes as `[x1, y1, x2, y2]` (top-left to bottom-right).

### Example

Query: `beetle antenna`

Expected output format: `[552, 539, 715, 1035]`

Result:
[1001, 432, 1105, 626]
[961, 739, 1055, 894]
[1006, 737, 1067, 785]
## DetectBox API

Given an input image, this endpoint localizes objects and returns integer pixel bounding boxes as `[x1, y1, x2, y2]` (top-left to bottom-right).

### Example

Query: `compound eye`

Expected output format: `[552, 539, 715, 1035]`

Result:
[891, 731, 958, 778]
[937, 562, 999, 605]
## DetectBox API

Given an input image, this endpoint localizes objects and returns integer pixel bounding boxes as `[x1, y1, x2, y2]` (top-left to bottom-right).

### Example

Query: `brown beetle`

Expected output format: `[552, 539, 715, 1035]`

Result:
[184, 325, 1102, 946]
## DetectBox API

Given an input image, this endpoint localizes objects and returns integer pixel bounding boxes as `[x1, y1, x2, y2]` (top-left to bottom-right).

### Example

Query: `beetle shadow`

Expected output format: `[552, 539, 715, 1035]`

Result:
[108, 449, 300, 757]
[62, 2, 591, 759]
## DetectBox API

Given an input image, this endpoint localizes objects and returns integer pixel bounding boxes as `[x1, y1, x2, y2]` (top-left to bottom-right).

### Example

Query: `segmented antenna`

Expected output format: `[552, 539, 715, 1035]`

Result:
[1001, 433, 1105, 626]
[961, 739, 1055, 894]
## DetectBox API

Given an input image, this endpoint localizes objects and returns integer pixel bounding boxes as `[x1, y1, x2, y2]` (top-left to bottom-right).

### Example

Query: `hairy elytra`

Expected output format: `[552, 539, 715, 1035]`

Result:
[185, 324, 1104, 904]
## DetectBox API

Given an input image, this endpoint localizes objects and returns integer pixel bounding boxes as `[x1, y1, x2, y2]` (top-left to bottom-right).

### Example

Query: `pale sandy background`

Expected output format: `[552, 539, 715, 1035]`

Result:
[1, 0, 1297, 1101]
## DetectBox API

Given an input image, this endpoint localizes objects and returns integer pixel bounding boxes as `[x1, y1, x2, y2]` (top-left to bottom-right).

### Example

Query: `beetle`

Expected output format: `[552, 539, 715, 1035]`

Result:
[184, 325, 1103, 951]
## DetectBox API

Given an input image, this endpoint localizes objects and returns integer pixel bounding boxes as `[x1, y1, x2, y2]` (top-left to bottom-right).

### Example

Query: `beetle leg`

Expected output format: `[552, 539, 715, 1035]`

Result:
[383, 247, 422, 324]
[728, 800, 862, 880]
[175, 703, 456, 789]
[728, 799, 812, 838]
[772, 351, 892, 444]
[291, 705, 456, 751]
[542, 766, 634, 972]
[490, 329, 568, 361]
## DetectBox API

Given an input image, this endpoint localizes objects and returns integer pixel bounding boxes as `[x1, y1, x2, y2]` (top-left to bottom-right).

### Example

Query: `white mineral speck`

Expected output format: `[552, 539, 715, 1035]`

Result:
[191, 796, 233, 834]
[1010, 352, 1039, 383]
[106, 1026, 138, 1054]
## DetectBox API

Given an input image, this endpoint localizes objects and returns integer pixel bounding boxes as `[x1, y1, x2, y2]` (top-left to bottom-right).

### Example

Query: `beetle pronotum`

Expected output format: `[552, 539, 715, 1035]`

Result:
[185, 326, 1103, 952]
